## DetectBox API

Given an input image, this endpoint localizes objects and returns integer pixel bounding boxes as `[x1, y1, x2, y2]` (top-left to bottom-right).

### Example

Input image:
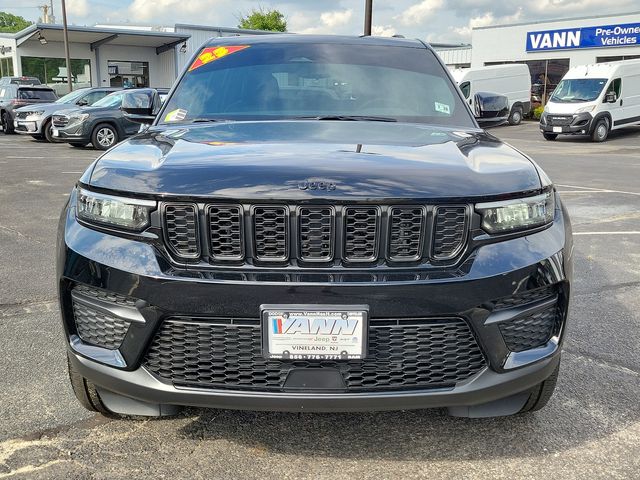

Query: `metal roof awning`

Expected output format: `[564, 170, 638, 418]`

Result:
[14, 24, 190, 54]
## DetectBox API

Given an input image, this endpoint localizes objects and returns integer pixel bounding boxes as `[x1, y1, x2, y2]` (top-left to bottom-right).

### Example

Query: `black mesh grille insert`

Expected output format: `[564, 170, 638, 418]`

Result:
[253, 206, 288, 260]
[72, 301, 131, 350]
[208, 205, 243, 260]
[499, 306, 559, 352]
[388, 207, 425, 260]
[432, 206, 467, 259]
[164, 204, 199, 258]
[299, 207, 334, 261]
[493, 285, 558, 310]
[344, 207, 379, 261]
[144, 318, 486, 392]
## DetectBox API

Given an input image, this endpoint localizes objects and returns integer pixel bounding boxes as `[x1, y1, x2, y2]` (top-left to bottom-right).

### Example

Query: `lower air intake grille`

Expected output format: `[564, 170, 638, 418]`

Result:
[499, 306, 559, 352]
[164, 204, 199, 258]
[299, 207, 334, 261]
[72, 292, 132, 350]
[344, 207, 379, 261]
[144, 317, 486, 392]
[253, 206, 288, 260]
[388, 206, 425, 260]
[493, 285, 558, 310]
[432, 206, 467, 260]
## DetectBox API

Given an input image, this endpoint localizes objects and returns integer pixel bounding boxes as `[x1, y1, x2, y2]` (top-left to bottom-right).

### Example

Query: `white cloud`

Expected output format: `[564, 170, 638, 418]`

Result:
[320, 9, 353, 28]
[372, 25, 397, 37]
[451, 9, 523, 38]
[395, 0, 444, 26]
[67, 0, 89, 18]
[127, 0, 226, 23]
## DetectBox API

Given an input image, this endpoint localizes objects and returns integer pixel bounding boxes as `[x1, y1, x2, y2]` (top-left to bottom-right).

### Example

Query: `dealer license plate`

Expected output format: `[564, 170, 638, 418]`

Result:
[262, 306, 367, 360]
[553, 126, 563, 133]
[52, 128, 59, 137]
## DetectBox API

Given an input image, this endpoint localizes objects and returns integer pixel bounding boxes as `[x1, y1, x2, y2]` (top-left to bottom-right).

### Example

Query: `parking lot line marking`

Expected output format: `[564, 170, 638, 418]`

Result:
[556, 184, 640, 196]
[573, 231, 640, 235]
[558, 190, 610, 194]
[61, 171, 82, 174]
[6, 156, 45, 159]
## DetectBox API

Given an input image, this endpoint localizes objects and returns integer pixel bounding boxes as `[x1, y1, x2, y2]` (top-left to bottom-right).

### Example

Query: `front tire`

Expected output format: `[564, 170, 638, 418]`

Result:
[1, 112, 14, 134]
[508, 106, 523, 126]
[91, 123, 118, 150]
[43, 119, 56, 143]
[518, 363, 560, 413]
[543, 133, 557, 141]
[67, 353, 119, 417]
[591, 118, 609, 142]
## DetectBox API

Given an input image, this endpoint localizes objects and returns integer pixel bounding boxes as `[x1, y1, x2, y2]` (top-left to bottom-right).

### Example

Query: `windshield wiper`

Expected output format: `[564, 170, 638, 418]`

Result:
[295, 115, 397, 122]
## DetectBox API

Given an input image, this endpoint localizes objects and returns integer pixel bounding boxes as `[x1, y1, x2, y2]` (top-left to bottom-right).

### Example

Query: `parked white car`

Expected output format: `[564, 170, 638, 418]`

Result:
[540, 58, 640, 142]
[451, 64, 532, 125]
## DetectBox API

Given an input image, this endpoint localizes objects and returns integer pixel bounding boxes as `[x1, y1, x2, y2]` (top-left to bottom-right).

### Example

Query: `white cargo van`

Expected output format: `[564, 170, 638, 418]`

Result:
[540, 59, 640, 142]
[451, 64, 531, 125]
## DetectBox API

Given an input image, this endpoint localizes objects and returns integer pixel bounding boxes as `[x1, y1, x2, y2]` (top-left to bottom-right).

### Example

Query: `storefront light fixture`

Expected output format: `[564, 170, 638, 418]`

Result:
[179, 42, 187, 53]
[38, 32, 48, 45]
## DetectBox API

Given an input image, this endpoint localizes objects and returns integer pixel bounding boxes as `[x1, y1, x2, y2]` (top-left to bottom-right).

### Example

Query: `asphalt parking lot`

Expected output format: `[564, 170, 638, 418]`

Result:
[1, 123, 639, 479]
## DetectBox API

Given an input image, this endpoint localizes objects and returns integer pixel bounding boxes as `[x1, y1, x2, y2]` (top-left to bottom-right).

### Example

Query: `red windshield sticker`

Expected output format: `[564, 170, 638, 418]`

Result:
[188, 45, 250, 72]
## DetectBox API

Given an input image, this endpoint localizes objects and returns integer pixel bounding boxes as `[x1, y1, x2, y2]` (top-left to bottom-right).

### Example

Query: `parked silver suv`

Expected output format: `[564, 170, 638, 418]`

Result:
[14, 87, 119, 142]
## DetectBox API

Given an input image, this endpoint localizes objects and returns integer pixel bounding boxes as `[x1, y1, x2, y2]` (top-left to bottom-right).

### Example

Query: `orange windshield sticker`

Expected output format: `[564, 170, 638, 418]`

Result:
[188, 45, 250, 71]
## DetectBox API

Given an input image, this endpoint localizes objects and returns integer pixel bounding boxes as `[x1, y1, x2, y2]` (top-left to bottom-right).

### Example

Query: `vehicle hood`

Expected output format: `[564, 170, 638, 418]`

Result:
[55, 105, 118, 117]
[545, 100, 596, 115]
[16, 102, 74, 115]
[86, 120, 542, 200]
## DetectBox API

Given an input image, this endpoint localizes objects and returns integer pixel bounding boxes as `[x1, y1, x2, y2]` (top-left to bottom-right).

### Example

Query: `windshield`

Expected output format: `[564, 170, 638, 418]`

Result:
[92, 92, 123, 108]
[55, 88, 89, 104]
[550, 78, 607, 103]
[160, 43, 473, 127]
[18, 88, 57, 101]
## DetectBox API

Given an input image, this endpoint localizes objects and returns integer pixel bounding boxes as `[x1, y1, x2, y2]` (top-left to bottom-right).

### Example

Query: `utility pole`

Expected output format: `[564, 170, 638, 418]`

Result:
[364, 0, 372, 36]
[61, 0, 73, 92]
[39, 5, 50, 24]
[49, 0, 56, 24]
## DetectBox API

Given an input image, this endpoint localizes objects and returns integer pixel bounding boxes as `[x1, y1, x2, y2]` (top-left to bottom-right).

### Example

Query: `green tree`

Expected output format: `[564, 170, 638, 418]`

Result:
[0, 12, 32, 33]
[237, 8, 286, 32]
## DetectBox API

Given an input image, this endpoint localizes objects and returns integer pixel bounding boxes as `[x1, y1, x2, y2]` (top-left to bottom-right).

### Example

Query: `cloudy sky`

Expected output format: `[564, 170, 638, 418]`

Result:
[4, 0, 640, 43]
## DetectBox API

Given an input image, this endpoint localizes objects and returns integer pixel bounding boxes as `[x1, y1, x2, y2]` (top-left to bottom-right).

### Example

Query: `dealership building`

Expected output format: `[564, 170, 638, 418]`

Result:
[0, 23, 270, 95]
[436, 11, 640, 101]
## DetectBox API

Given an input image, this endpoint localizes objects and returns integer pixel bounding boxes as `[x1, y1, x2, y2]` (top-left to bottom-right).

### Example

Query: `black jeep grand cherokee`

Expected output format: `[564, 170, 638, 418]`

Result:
[58, 35, 572, 418]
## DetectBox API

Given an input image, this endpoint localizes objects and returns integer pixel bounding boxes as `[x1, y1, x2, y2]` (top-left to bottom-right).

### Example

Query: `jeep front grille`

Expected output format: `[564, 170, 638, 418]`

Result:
[432, 206, 468, 260]
[144, 317, 486, 392]
[161, 203, 469, 266]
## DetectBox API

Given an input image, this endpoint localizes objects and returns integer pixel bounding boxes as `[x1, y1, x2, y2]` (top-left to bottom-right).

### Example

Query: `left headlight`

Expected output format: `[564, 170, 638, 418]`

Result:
[476, 191, 554, 234]
[77, 188, 156, 231]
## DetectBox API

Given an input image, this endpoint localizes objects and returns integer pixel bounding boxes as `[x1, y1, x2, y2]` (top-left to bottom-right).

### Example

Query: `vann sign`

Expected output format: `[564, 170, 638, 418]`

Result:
[527, 22, 640, 51]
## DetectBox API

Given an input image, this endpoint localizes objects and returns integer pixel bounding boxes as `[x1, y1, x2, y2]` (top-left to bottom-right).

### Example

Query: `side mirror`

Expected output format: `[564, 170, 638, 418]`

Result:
[122, 88, 161, 124]
[474, 91, 510, 128]
[605, 92, 617, 103]
[76, 99, 88, 106]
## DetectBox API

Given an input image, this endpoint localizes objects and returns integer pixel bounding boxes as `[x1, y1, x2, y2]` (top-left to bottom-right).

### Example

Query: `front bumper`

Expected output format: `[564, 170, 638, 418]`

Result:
[52, 122, 91, 143]
[14, 116, 46, 135]
[540, 112, 593, 135]
[57, 193, 573, 413]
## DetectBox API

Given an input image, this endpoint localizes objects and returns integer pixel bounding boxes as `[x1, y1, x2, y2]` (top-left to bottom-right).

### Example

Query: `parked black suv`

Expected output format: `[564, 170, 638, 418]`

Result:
[0, 84, 57, 133]
[58, 36, 572, 418]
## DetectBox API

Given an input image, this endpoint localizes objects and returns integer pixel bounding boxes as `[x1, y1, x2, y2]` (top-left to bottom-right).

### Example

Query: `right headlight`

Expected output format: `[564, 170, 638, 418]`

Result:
[476, 191, 554, 234]
[77, 188, 156, 231]
[68, 113, 90, 123]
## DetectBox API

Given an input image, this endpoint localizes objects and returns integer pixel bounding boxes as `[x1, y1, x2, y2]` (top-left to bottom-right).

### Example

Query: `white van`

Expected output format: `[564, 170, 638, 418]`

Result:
[540, 59, 640, 142]
[451, 64, 531, 125]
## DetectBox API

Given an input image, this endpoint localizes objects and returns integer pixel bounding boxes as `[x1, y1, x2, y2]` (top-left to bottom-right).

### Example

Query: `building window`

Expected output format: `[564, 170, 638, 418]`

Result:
[484, 58, 570, 107]
[597, 55, 640, 63]
[107, 60, 149, 88]
[0, 57, 14, 77]
[20, 57, 91, 95]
